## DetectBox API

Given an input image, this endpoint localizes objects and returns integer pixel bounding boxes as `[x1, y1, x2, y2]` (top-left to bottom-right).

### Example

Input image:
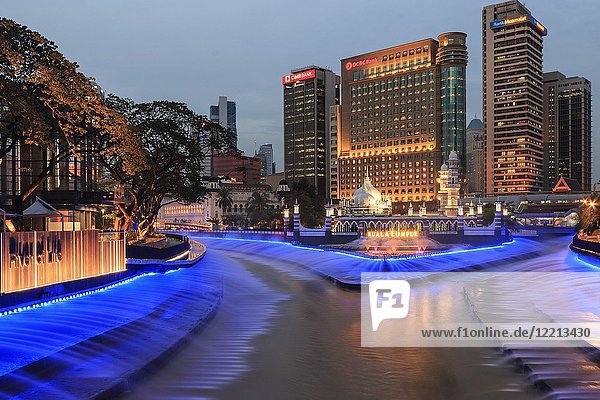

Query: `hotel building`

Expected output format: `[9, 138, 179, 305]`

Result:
[283, 66, 340, 197]
[543, 71, 592, 191]
[482, 0, 547, 193]
[337, 33, 467, 204]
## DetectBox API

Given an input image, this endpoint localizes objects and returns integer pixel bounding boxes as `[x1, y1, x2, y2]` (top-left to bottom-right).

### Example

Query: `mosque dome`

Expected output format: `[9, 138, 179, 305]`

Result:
[449, 150, 458, 161]
[353, 174, 382, 207]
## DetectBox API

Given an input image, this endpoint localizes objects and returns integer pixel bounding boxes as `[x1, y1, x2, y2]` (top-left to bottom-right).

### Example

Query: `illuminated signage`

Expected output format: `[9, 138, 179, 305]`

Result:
[345, 57, 378, 71]
[9, 234, 62, 267]
[282, 69, 316, 85]
[530, 16, 547, 35]
[490, 14, 547, 35]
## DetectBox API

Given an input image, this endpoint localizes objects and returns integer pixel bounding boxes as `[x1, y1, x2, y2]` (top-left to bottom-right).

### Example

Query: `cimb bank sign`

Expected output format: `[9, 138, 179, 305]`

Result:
[282, 69, 316, 85]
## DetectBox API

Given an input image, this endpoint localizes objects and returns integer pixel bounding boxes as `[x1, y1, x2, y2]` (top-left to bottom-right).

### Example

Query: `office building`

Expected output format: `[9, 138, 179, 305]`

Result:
[466, 117, 485, 194]
[543, 71, 592, 191]
[337, 33, 467, 204]
[257, 144, 275, 176]
[438, 32, 468, 182]
[210, 95, 237, 150]
[482, 0, 547, 193]
[212, 153, 262, 184]
[328, 105, 341, 200]
[282, 66, 340, 197]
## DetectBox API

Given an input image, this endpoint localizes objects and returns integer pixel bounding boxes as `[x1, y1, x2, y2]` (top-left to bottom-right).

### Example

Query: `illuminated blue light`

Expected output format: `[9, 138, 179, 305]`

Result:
[194, 235, 514, 262]
[0, 273, 150, 318]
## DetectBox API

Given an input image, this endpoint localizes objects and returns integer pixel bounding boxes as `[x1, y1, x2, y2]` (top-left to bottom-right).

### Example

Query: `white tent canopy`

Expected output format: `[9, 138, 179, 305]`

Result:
[22, 197, 63, 218]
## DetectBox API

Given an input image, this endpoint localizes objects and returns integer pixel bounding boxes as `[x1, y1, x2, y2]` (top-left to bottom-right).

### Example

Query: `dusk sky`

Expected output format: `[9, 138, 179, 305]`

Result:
[3, 0, 598, 182]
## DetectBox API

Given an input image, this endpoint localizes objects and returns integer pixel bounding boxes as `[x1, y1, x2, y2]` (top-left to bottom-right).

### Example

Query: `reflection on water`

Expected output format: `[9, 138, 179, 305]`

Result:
[121, 236, 600, 399]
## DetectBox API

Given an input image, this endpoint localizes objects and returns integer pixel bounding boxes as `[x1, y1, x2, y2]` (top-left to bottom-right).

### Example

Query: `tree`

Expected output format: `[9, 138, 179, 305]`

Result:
[482, 203, 496, 227]
[0, 18, 131, 210]
[282, 178, 325, 228]
[580, 195, 600, 235]
[216, 187, 233, 214]
[247, 191, 268, 226]
[102, 96, 232, 239]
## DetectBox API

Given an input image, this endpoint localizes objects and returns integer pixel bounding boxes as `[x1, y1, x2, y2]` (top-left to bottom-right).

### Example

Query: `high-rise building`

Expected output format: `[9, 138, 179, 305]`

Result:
[338, 33, 467, 205]
[328, 105, 341, 200]
[282, 66, 340, 197]
[543, 71, 592, 191]
[438, 32, 468, 182]
[212, 153, 262, 184]
[210, 95, 237, 150]
[466, 117, 485, 194]
[482, 0, 547, 193]
[257, 144, 275, 176]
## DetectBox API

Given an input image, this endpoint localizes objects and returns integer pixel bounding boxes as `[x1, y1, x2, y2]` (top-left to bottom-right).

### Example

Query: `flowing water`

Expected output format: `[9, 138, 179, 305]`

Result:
[122, 235, 600, 400]
[1, 235, 597, 399]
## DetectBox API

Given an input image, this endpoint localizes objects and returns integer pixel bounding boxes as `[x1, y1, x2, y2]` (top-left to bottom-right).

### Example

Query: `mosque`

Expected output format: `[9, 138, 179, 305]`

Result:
[331, 151, 510, 245]
[283, 152, 510, 246]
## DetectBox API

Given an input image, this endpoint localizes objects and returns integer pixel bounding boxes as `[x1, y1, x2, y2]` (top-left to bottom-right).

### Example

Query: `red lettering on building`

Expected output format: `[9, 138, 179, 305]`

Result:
[345, 57, 378, 71]
[282, 69, 316, 85]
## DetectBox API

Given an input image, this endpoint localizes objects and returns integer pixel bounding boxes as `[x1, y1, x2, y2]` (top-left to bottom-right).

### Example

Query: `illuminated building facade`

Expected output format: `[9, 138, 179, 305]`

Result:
[542, 71, 592, 191]
[437, 33, 468, 181]
[338, 34, 467, 205]
[482, 0, 547, 193]
[283, 66, 340, 197]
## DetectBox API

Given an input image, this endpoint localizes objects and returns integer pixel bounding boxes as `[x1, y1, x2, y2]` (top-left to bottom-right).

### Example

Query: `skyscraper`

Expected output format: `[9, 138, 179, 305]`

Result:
[466, 117, 485, 194]
[337, 33, 467, 205]
[257, 144, 275, 176]
[437, 32, 468, 182]
[328, 105, 341, 200]
[482, 0, 547, 193]
[543, 71, 592, 191]
[210, 95, 237, 150]
[282, 66, 340, 197]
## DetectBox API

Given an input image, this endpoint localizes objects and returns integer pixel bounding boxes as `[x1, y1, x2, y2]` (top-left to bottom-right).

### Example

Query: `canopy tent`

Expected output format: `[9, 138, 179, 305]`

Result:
[22, 197, 68, 231]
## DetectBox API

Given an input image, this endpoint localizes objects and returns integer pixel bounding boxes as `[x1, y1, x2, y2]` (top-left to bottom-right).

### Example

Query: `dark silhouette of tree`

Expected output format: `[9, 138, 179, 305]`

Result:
[216, 187, 233, 214]
[247, 191, 268, 225]
[102, 96, 231, 238]
[282, 178, 325, 228]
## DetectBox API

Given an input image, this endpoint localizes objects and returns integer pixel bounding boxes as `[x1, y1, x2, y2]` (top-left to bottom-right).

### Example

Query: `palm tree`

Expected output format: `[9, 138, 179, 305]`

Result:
[247, 192, 268, 226]
[216, 187, 233, 214]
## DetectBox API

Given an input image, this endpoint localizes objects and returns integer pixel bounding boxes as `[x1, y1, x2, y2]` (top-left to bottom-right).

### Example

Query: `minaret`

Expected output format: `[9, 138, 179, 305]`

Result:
[445, 150, 460, 217]
[437, 162, 449, 214]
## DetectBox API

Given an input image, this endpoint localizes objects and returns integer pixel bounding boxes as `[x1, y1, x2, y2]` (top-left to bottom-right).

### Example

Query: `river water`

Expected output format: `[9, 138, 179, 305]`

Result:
[121, 235, 599, 400]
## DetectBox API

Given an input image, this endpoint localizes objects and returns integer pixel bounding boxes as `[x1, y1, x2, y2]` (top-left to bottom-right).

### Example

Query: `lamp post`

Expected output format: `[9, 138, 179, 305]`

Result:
[293, 200, 300, 241]
[283, 206, 290, 236]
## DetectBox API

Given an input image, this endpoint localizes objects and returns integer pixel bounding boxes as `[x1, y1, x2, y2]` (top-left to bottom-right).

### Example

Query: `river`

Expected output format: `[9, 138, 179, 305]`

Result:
[120, 236, 598, 400]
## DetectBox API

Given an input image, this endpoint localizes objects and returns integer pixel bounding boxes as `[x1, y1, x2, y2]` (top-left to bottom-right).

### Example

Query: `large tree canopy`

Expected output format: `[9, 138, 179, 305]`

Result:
[104, 96, 232, 238]
[0, 17, 130, 204]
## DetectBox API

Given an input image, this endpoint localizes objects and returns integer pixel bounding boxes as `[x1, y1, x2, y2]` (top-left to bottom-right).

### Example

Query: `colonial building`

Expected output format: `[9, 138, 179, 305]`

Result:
[158, 178, 282, 230]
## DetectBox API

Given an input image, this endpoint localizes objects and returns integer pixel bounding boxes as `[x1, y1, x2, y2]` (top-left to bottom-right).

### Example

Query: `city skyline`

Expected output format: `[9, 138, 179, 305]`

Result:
[2, 0, 598, 183]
